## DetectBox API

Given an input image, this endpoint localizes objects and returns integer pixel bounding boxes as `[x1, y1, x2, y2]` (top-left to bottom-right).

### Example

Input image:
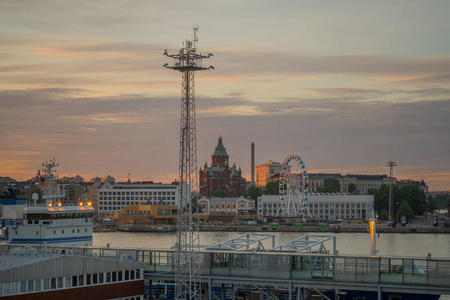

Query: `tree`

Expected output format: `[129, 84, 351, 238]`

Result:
[435, 194, 450, 209]
[317, 178, 341, 193]
[397, 200, 414, 221]
[212, 188, 227, 198]
[427, 195, 438, 212]
[347, 183, 357, 194]
[263, 181, 279, 195]
[191, 196, 202, 214]
[369, 184, 400, 220]
[397, 184, 427, 216]
[242, 186, 263, 208]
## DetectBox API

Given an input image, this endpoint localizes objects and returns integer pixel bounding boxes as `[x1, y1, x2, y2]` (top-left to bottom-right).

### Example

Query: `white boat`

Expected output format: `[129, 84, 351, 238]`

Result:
[7, 158, 95, 246]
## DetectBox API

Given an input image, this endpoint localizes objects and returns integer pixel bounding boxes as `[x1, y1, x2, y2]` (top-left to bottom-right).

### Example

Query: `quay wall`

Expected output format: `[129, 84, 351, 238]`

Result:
[106, 222, 450, 233]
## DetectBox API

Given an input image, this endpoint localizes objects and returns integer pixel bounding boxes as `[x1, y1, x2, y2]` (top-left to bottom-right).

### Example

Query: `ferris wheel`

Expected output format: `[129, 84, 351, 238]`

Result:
[279, 154, 311, 221]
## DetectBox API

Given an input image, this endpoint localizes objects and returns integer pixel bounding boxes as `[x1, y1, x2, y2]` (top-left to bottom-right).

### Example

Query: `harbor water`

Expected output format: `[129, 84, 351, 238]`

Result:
[94, 231, 450, 299]
[94, 231, 450, 259]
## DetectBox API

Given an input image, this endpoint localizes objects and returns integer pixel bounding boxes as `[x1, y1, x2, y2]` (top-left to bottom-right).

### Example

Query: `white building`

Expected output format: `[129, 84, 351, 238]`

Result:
[198, 196, 255, 215]
[98, 182, 181, 214]
[308, 174, 395, 195]
[258, 194, 374, 222]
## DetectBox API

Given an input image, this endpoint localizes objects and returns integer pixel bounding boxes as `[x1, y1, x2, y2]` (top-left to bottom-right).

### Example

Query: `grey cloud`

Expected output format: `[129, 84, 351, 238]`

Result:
[213, 51, 450, 76]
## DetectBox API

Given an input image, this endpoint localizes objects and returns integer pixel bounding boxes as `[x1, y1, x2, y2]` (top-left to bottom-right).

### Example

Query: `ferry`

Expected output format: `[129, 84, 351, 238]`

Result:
[8, 202, 94, 246]
[7, 158, 95, 246]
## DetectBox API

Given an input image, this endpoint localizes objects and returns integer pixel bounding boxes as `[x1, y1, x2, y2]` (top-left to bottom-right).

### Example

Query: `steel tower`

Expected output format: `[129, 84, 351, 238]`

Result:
[164, 27, 214, 299]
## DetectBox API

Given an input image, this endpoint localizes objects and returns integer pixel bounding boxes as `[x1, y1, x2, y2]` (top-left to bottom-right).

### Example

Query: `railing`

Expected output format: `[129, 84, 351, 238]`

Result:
[1, 244, 449, 291]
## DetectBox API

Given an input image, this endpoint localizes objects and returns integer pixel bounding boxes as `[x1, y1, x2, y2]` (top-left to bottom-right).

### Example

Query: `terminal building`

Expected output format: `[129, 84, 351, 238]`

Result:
[258, 194, 374, 222]
[0, 249, 144, 299]
[97, 182, 181, 215]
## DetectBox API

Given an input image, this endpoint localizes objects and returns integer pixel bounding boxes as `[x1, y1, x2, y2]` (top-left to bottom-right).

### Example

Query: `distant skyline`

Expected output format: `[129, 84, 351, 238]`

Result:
[1, 1, 449, 190]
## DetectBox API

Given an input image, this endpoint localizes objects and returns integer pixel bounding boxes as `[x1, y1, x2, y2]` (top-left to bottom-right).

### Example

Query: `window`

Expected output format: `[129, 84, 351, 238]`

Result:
[99, 273, 104, 284]
[93, 274, 98, 284]
[44, 279, 49, 290]
[28, 280, 34, 292]
[86, 274, 91, 285]
[57, 278, 63, 289]
[106, 272, 111, 283]
[51, 278, 57, 289]
[65, 277, 71, 288]
[35, 279, 41, 291]
[21, 281, 27, 293]
[78, 275, 84, 286]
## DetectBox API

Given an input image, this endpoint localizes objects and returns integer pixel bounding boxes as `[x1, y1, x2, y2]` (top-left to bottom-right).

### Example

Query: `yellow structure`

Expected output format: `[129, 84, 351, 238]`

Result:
[255, 161, 282, 187]
[117, 204, 178, 225]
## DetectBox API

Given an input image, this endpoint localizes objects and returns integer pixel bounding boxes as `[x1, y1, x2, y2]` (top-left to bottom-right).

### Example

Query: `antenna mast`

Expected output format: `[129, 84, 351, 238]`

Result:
[386, 161, 397, 222]
[164, 26, 214, 300]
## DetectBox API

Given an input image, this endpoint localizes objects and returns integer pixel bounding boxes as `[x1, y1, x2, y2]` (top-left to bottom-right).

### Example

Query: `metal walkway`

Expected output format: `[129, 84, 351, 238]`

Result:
[1, 242, 449, 299]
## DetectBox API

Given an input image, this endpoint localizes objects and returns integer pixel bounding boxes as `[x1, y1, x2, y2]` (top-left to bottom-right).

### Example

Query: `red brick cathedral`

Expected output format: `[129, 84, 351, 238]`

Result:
[199, 133, 246, 197]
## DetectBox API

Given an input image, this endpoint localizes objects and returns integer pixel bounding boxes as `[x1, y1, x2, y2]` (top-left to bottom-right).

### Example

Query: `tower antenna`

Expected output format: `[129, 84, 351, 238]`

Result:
[163, 27, 214, 300]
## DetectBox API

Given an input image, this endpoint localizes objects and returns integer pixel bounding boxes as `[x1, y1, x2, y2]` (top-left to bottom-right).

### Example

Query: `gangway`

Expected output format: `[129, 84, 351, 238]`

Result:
[205, 233, 275, 252]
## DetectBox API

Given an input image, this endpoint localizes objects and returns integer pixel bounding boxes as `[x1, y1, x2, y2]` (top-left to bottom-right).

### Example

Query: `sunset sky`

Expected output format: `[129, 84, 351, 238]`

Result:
[1, 0, 449, 190]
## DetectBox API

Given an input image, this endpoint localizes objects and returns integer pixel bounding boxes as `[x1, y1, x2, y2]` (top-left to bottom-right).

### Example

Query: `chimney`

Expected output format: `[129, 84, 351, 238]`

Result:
[251, 142, 255, 186]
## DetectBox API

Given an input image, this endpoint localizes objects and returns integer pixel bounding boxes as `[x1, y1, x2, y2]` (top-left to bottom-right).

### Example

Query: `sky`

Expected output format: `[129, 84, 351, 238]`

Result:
[1, 0, 449, 191]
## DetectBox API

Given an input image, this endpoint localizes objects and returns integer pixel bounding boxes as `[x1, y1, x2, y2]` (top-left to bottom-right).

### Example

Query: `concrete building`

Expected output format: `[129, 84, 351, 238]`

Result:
[0, 250, 144, 299]
[258, 194, 374, 222]
[198, 196, 255, 215]
[97, 182, 181, 215]
[255, 161, 282, 187]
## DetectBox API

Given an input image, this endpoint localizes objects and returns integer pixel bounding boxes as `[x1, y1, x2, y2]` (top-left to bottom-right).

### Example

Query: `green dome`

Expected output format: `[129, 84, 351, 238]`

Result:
[213, 133, 228, 156]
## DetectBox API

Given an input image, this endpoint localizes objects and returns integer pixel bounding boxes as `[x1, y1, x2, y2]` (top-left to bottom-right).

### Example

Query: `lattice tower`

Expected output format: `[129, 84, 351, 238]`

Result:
[163, 27, 214, 299]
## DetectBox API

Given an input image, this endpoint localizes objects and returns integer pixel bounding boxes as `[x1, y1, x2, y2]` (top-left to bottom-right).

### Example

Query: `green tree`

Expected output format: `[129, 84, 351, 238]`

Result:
[317, 178, 341, 193]
[397, 184, 427, 215]
[427, 195, 438, 211]
[435, 194, 450, 209]
[397, 200, 414, 221]
[263, 181, 279, 195]
[212, 188, 227, 197]
[242, 186, 263, 208]
[347, 183, 357, 194]
[191, 196, 202, 214]
[369, 184, 400, 220]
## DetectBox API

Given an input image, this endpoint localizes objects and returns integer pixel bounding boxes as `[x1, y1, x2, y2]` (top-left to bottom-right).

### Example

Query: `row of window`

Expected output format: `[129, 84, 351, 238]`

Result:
[0, 269, 142, 296]
[100, 196, 176, 201]
[100, 191, 176, 196]
[99, 203, 176, 212]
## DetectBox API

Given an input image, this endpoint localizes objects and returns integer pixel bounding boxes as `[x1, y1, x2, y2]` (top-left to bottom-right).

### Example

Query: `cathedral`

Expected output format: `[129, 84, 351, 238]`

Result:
[199, 133, 247, 197]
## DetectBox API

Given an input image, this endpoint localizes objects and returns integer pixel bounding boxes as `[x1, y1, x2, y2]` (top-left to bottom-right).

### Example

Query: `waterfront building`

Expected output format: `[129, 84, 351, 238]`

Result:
[258, 194, 374, 222]
[198, 196, 255, 215]
[0, 250, 144, 299]
[397, 178, 429, 194]
[199, 133, 246, 197]
[97, 182, 181, 215]
[255, 161, 282, 187]
[116, 204, 177, 225]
